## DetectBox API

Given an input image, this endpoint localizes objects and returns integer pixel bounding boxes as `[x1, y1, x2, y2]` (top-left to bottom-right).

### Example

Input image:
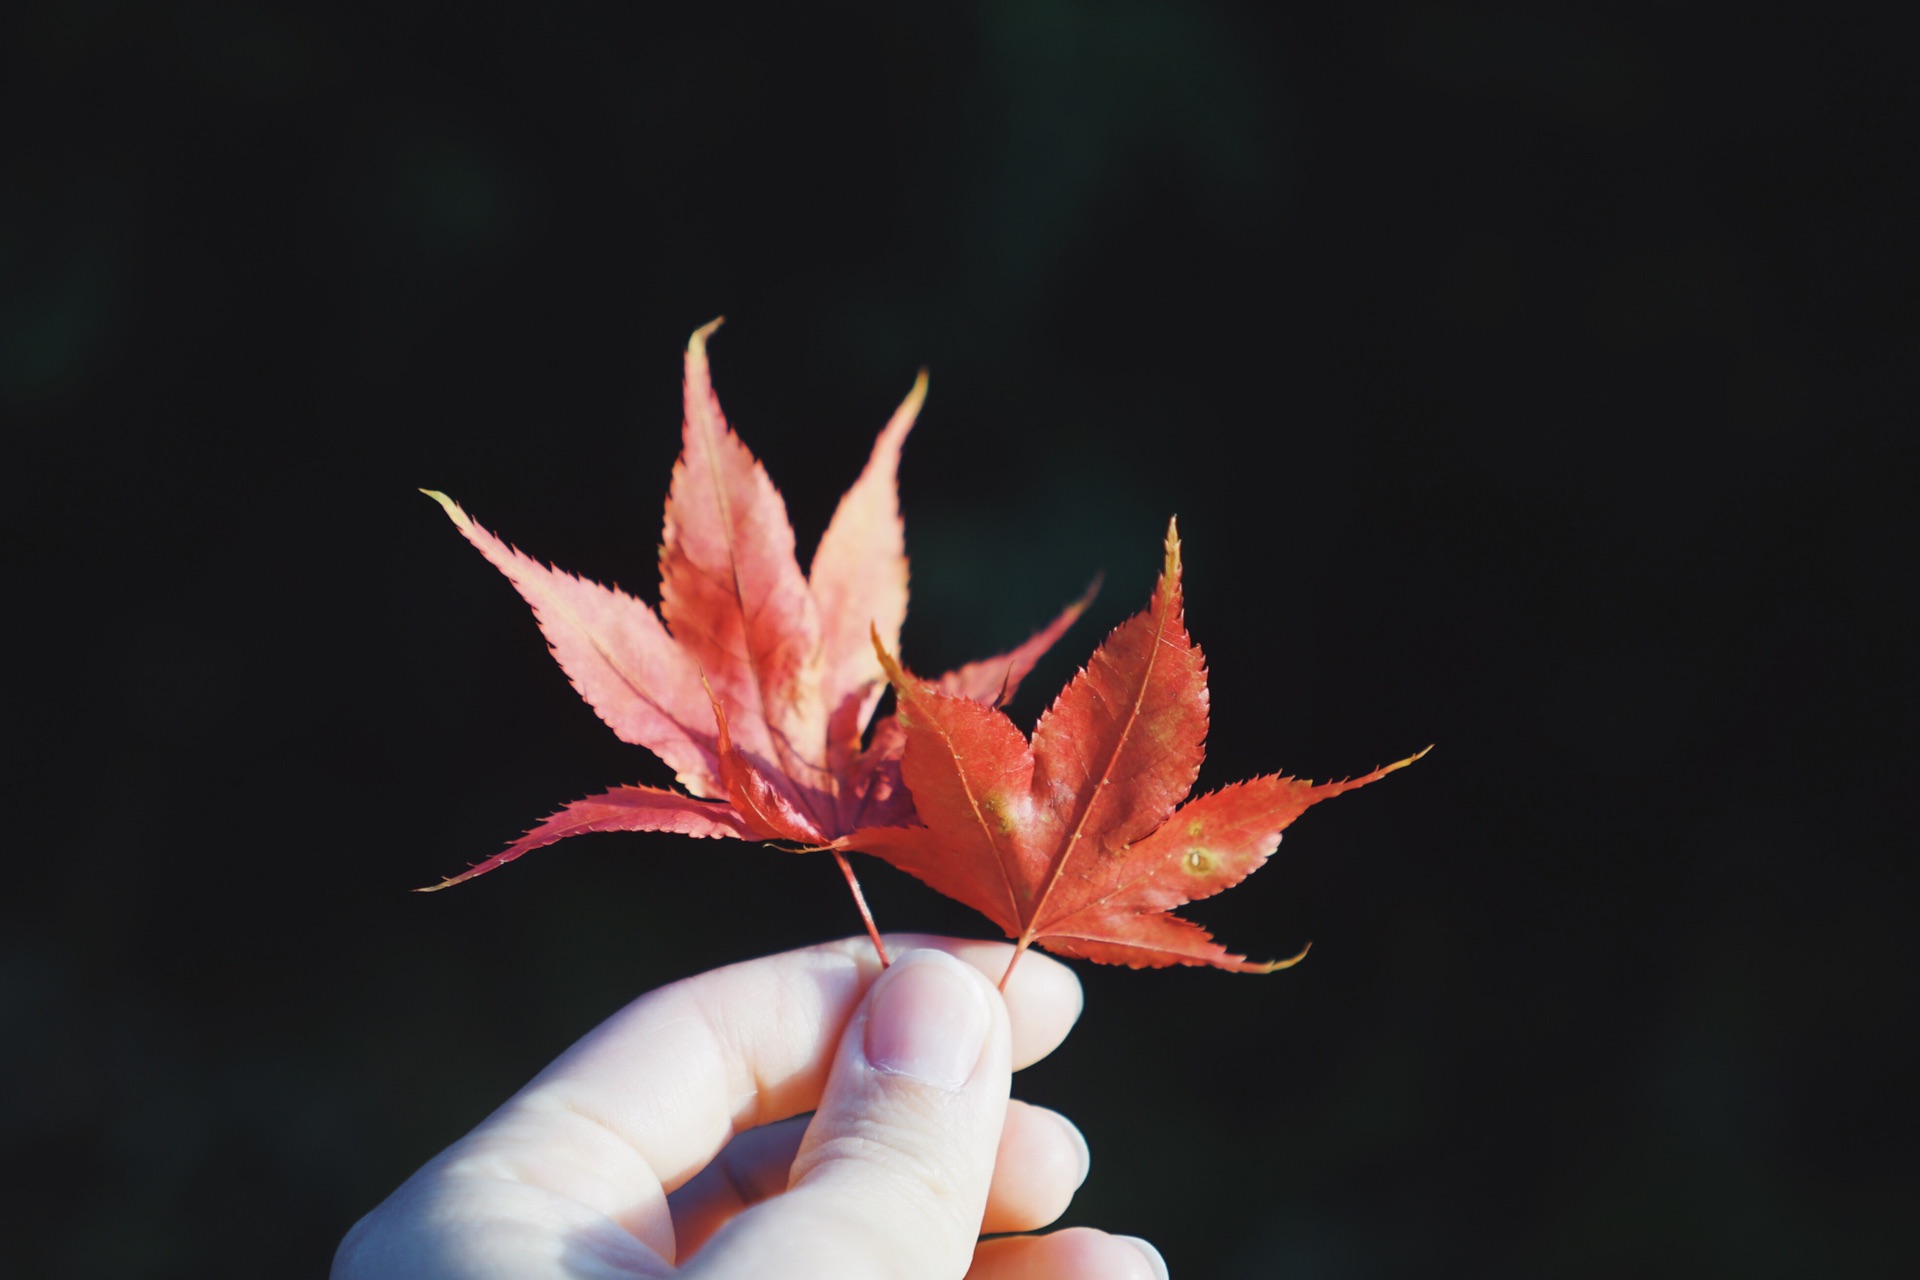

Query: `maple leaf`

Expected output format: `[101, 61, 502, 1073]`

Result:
[421, 320, 1093, 957]
[842, 519, 1426, 984]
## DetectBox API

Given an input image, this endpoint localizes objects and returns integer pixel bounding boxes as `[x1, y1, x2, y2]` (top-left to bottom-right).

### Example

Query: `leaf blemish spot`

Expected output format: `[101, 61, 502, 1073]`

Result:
[1185, 847, 1213, 874]
[982, 791, 1018, 835]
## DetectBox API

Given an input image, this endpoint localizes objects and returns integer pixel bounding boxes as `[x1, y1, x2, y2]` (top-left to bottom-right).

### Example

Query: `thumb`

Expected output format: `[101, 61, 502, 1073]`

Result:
[685, 948, 1009, 1279]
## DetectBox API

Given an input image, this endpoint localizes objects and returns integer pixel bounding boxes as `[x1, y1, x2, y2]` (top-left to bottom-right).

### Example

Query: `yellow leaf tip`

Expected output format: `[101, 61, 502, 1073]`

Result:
[1385, 744, 1435, 773]
[420, 489, 470, 529]
[1256, 940, 1312, 972]
[896, 368, 930, 419]
[689, 316, 725, 354]
[870, 623, 907, 683]
[1074, 572, 1105, 613]
[881, 368, 929, 435]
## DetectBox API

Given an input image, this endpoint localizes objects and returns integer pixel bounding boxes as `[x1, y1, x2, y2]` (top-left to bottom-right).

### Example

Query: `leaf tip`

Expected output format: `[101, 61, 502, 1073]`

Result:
[873, 367, 930, 450]
[1251, 939, 1312, 973]
[1072, 571, 1104, 616]
[419, 488, 469, 531]
[870, 622, 908, 686]
[1385, 744, 1434, 774]
[1155, 516, 1184, 605]
[688, 316, 725, 355]
[882, 367, 929, 441]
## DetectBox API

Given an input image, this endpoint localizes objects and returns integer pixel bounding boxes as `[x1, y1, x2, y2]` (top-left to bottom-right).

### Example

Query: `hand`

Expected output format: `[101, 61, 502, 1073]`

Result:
[333, 936, 1169, 1279]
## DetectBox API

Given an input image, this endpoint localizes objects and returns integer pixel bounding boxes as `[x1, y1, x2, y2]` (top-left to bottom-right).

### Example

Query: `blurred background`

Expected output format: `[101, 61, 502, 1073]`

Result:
[6, 1, 1914, 1275]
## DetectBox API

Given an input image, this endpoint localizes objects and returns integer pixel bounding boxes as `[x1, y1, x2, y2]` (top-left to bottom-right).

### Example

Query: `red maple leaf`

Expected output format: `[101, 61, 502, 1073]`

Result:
[421, 320, 1091, 957]
[842, 520, 1426, 984]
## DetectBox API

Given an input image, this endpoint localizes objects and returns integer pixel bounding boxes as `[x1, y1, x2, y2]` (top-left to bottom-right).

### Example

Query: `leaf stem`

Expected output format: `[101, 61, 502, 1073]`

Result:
[831, 849, 891, 967]
[997, 943, 1028, 991]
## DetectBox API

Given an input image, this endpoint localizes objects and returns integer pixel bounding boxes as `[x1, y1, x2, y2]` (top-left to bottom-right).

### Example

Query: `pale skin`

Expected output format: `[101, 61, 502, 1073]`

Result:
[333, 936, 1168, 1280]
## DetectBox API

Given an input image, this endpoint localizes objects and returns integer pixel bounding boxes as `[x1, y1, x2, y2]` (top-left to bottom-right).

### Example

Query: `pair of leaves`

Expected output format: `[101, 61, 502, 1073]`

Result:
[424, 321, 1089, 950]
[842, 522, 1426, 979]
[427, 322, 1422, 977]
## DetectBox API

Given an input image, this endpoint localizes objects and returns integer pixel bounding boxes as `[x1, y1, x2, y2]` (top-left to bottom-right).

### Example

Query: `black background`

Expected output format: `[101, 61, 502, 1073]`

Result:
[7, 2, 1915, 1276]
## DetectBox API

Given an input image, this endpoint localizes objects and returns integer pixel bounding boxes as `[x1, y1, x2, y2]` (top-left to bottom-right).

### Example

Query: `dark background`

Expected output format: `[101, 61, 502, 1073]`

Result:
[7, 2, 1914, 1276]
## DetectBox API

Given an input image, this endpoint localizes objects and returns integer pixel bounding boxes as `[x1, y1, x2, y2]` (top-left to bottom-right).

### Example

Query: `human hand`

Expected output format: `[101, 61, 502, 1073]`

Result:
[333, 936, 1168, 1279]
